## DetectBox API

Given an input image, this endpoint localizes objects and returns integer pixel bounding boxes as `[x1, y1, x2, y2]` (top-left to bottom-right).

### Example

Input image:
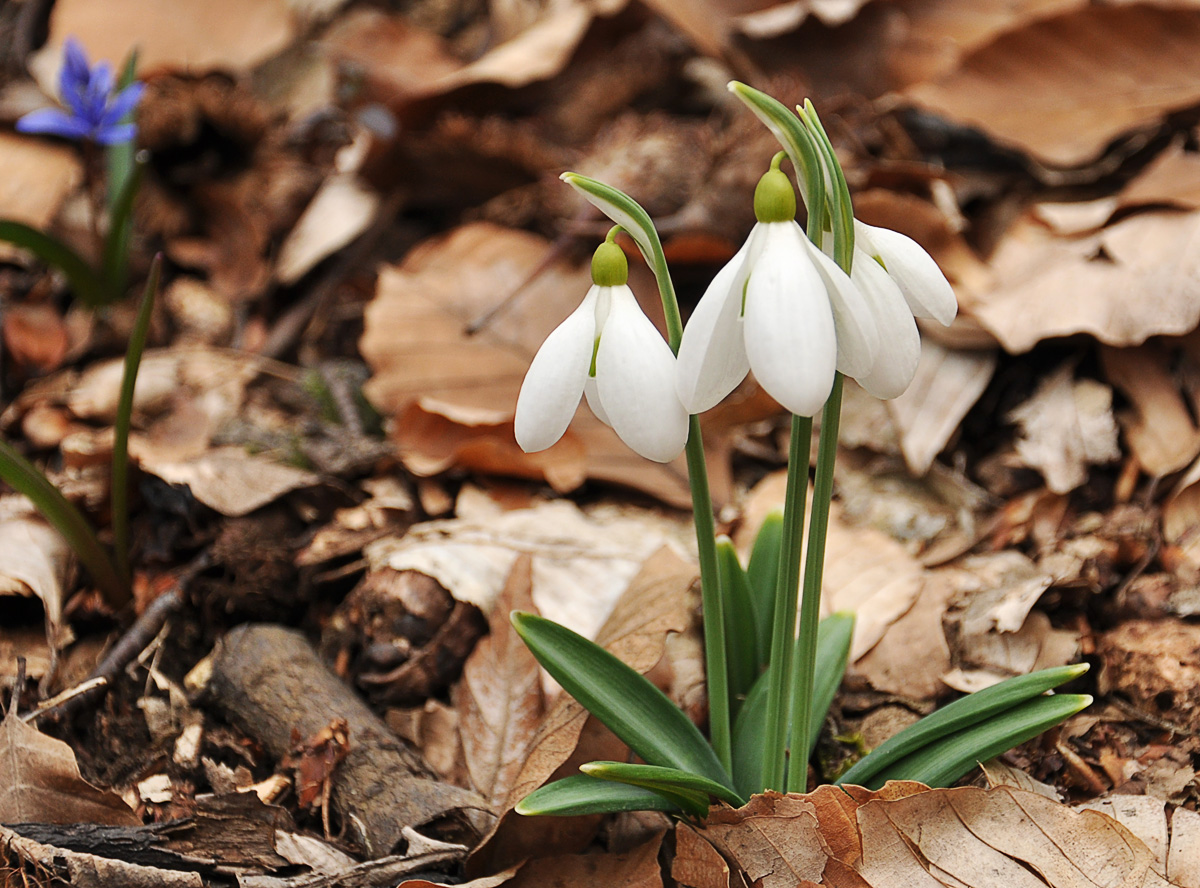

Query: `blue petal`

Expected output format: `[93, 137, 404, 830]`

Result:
[102, 82, 145, 125]
[94, 122, 138, 145]
[60, 38, 91, 96]
[15, 108, 91, 140]
[83, 62, 114, 124]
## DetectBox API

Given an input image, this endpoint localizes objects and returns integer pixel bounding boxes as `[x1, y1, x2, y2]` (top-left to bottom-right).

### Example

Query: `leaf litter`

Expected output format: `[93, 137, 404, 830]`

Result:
[4, 0, 1200, 884]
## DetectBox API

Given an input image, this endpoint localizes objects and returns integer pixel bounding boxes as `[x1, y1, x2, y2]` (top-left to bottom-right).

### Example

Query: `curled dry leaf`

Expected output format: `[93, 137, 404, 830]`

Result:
[0, 509, 73, 650]
[36, 0, 295, 79]
[505, 831, 664, 888]
[140, 447, 319, 518]
[1008, 363, 1120, 495]
[0, 708, 139, 825]
[964, 210, 1200, 354]
[905, 5, 1200, 168]
[361, 223, 690, 506]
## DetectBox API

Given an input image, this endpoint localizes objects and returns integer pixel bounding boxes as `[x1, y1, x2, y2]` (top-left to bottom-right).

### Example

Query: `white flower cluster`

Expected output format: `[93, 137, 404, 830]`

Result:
[514, 119, 957, 464]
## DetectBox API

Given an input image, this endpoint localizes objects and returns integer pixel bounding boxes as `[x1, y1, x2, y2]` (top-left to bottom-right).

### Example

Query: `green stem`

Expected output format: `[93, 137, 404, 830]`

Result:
[761, 413, 812, 791]
[112, 256, 160, 584]
[684, 416, 730, 774]
[787, 373, 843, 793]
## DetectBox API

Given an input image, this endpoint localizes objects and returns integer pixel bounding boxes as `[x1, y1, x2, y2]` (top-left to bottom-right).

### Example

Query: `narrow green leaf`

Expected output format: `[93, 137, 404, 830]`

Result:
[105, 49, 140, 216]
[582, 761, 745, 811]
[516, 775, 681, 816]
[732, 614, 853, 797]
[797, 101, 855, 271]
[746, 510, 782, 668]
[0, 220, 107, 307]
[512, 612, 734, 790]
[111, 256, 160, 583]
[0, 442, 128, 608]
[871, 694, 1093, 789]
[102, 150, 147, 301]
[806, 611, 854, 759]
[837, 663, 1090, 788]
[716, 537, 758, 718]
[727, 82, 824, 242]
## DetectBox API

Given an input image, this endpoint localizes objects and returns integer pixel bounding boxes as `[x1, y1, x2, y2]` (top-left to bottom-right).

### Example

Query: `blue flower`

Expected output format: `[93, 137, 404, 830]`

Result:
[16, 38, 144, 145]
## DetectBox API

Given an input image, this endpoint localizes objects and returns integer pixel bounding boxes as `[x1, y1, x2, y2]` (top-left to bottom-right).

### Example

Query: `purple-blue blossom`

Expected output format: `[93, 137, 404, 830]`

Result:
[16, 38, 144, 145]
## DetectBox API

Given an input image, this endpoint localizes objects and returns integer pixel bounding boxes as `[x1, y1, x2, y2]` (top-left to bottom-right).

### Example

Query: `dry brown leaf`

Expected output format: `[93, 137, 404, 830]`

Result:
[455, 556, 546, 809]
[1164, 455, 1200, 567]
[1097, 619, 1200, 733]
[1168, 806, 1200, 887]
[887, 340, 997, 476]
[506, 831, 664, 888]
[361, 222, 690, 505]
[140, 446, 319, 517]
[275, 172, 379, 285]
[1008, 363, 1120, 494]
[1118, 140, 1200, 212]
[699, 793, 827, 887]
[1100, 343, 1200, 477]
[672, 823, 731, 888]
[0, 511, 72, 650]
[0, 708, 139, 825]
[964, 211, 1200, 354]
[905, 5, 1200, 167]
[36, 0, 295, 78]
[0, 133, 81, 263]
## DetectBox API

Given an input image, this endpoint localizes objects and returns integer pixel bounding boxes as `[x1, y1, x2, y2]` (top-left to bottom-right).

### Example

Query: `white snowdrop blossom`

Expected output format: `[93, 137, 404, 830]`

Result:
[676, 160, 880, 417]
[514, 236, 688, 463]
[854, 220, 958, 327]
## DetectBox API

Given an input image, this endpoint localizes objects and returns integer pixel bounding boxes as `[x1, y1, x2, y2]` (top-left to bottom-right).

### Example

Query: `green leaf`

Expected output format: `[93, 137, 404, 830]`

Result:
[716, 537, 759, 718]
[746, 510, 782, 668]
[0, 443, 128, 608]
[870, 693, 1093, 789]
[727, 82, 824, 241]
[796, 101, 855, 270]
[101, 150, 147, 301]
[105, 49, 140, 216]
[837, 663, 1090, 788]
[516, 775, 681, 816]
[806, 611, 854, 760]
[582, 761, 745, 813]
[732, 613, 854, 797]
[558, 173, 682, 350]
[111, 256, 160, 584]
[512, 612, 734, 790]
[0, 220, 107, 307]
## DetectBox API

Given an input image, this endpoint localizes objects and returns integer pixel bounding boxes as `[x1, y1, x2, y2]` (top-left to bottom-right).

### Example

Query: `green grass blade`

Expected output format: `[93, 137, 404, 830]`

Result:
[0, 220, 107, 307]
[111, 255, 160, 583]
[516, 775, 682, 816]
[716, 537, 759, 718]
[869, 694, 1093, 789]
[512, 612, 734, 790]
[746, 510, 782, 668]
[806, 611, 854, 759]
[837, 663, 1090, 788]
[0, 442, 128, 608]
[582, 761, 745, 811]
[732, 669, 769, 799]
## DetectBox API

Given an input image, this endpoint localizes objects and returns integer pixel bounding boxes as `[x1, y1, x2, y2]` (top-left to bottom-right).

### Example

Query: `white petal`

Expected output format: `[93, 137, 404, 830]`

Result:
[513, 287, 597, 452]
[850, 249, 920, 400]
[675, 239, 753, 413]
[855, 220, 957, 326]
[743, 223, 836, 417]
[583, 376, 610, 426]
[595, 286, 689, 462]
[798, 236, 879, 378]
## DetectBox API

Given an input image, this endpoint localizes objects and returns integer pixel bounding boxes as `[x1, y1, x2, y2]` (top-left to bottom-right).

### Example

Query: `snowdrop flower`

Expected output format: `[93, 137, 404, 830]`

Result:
[515, 232, 689, 462]
[854, 220, 957, 327]
[17, 38, 144, 145]
[676, 155, 879, 417]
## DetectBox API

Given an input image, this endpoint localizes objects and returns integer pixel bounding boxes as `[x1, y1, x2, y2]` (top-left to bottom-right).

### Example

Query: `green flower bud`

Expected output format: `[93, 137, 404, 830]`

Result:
[753, 167, 797, 224]
[591, 240, 628, 287]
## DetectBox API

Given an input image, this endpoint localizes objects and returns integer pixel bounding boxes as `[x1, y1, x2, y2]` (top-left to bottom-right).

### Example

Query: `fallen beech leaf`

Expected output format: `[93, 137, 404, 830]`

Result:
[506, 831, 664, 888]
[699, 793, 827, 887]
[1096, 619, 1200, 733]
[361, 223, 690, 504]
[1100, 343, 1200, 477]
[37, 0, 295, 78]
[1118, 140, 1200, 212]
[141, 447, 319, 517]
[275, 172, 380, 285]
[0, 132, 81, 262]
[1168, 806, 1200, 887]
[1076, 796, 1167, 875]
[887, 340, 997, 475]
[965, 211, 1200, 354]
[456, 556, 547, 808]
[905, 5, 1200, 167]
[672, 823, 731, 888]
[0, 510, 73, 650]
[1008, 363, 1120, 494]
[4, 304, 70, 373]
[0, 708, 139, 825]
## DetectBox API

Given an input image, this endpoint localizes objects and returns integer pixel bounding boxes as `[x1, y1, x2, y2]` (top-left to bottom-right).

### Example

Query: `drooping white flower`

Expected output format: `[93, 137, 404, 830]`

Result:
[676, 160, 879, 417]
[514, 236, 689, 463]
[854, 220, 958, 327]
